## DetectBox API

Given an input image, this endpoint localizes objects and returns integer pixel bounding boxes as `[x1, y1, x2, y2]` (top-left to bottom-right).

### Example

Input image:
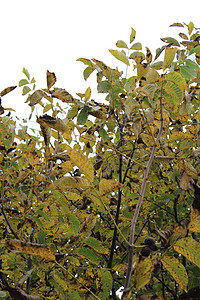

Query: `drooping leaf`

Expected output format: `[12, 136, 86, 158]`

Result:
[174, 237, 200, 268]
[189, 45, 200, 55]
[77, 106, 90, 125]
[116, 40, 128, 49]
[109, 49, 130, 66]
[65, 145, 94, 182]
[99, 126, 109, 142]
[135, 258, 153, 290]
[6, 239, 55, 261]
[47, 70, 56, 90]
[161, 256, 188, 292]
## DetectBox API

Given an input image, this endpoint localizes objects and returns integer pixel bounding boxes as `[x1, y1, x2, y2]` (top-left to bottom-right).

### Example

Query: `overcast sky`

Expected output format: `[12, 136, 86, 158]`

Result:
[1, 0, 200, 118]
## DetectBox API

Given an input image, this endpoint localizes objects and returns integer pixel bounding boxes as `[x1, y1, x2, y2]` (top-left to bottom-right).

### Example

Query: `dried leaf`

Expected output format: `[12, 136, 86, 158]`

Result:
[51, 88, 73, 103]
[37, 114, 68, 132]
[28, 90, 45, 106]
[1, 86, 17, 97]
[47, 70, 56, 89]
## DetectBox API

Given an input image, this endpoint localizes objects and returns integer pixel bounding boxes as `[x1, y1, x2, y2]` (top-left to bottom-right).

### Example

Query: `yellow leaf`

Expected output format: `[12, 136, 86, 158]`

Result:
[188, 216, 200, 233]
[163, 47, 177, 71]
[0, 86, 17, 97]
[6, 239, 55, 261]
[99, 179, 123, 195]
[85, 87, 91, 102]
[130, 28, 136, 43]
[109, 49, 130, 66]
[161, 256, 188, 292]
[135, 257, 153, 290]
[174, 237, 200, 269]
[66, 145, 94, 182]
[47, 70, 56, 90]
[52, 176, 90, 191]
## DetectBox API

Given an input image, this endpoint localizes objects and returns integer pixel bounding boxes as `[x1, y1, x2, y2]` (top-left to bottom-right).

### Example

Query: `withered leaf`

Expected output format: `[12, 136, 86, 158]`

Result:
[47, 70, 56, 90]
[0, 86, 17, 97]
[37, 114, 68, 132]
[51, 88, 73, 103]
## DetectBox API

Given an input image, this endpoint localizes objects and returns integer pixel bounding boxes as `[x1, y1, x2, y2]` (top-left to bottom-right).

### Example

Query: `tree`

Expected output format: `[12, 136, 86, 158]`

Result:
[0, 21, 200, 300]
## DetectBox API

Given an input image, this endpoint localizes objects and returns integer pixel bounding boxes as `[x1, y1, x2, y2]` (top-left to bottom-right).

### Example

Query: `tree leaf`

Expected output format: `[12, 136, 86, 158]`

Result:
[77, 57, 94, 66]
[37, 114, 68, 132]
[109, 49, 130, 66]
[161, 37, 180, 46]
[130, 27, 136, 43]
[84, 237, 108, 254]
[99, 179, 123, 195]
[77, 106, 89, 125]
[22, 86, 31, 95]
[52, 176, 90, 191]
[130, 42, 142, 50]
[135, 258, 153, 290]
[188, 216, 200, 233]
[47, 70, 56, 90]
[161, 256, 188, 292]
[77, 247, 99, 265]
[189, 45, 200, 56]
[97, 81, 111, 93]
[85, 87, 91, 102]
[188, 21, 194, 35]
[170, 22, 184, 27]
[51, 88, 73, 103]
[28, 90, 45, 106]
[1, 86, 17, 97]
[83, 66, 95, 80]
[174, 237, 200, 268]
[19, 79, 29, 86]
[6, 239, 55, 261]
[65, 145, 94, 182]
[163, 47, 177, 70]
[116, 40, 128, 49]
[23, 67, 30, 79]
[179, 33, 188, 40]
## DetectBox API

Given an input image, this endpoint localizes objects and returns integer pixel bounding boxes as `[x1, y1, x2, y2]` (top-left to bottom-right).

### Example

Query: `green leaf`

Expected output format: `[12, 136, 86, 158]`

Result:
[180, 66, 197, 80]
[68, 214, 80, 234]
[84, 237, 108, 254]
[161, 37, 180, 46]
[97, 81, 111, 93]
[19, 79, 29, 86]
[77, 106, 89, 125]
[23, 67, 30, 80]
[28, 90, 45, 106]
[130, 42, 142, 50]
[109, 49, 130, 66]
[174, 237, 200, 268]
[189, 45, 200, 55]
[161, 256, 188, 292]
[99, 127, 109, 142]
[130, 27, 136, 43]
[83, 66, 95, 80]
[97, 270, 113, 299]
[77, 247, 99, 265]
[129, 51, 145, 61]
[116, 40, 128, 49]
[22, 86, 31, 95]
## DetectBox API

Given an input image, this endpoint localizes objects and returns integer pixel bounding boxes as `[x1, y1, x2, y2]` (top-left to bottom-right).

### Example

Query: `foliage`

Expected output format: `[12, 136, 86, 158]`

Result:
[1, 21, 200, 299]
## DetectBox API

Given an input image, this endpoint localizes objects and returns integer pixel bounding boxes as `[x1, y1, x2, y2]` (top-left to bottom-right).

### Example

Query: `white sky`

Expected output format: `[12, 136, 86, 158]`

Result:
[1, 0, 200, 119]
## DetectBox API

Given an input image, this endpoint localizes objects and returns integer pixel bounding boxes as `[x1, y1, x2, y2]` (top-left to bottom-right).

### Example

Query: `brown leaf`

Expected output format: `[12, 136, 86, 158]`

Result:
[28, 90, 45, 106]
[47, 70, 56, 90]
[37, 114, 68, 132]
[0, 86, 17, 97]
[51, 88, 73, 103]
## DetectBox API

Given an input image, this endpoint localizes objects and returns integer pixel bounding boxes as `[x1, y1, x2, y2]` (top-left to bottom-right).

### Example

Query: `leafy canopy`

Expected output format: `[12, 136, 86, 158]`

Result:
[1, 21, 200, 300]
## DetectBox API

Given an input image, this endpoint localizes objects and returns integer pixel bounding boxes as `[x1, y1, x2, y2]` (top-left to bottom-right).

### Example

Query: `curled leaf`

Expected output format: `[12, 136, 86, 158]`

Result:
[47, 70, 56, 90]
